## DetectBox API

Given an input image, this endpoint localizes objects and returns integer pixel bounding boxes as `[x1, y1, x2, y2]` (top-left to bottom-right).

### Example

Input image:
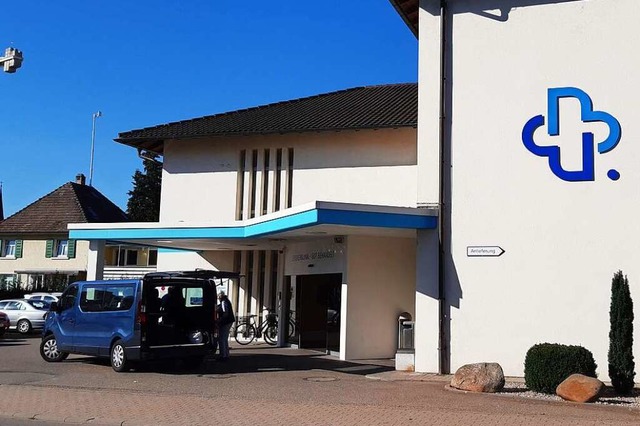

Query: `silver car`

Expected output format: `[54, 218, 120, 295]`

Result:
[0, 299, 49, 334]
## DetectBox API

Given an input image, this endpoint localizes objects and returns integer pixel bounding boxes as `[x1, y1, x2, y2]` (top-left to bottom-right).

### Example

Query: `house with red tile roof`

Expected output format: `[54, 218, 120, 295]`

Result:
[0, 174, 132, 290]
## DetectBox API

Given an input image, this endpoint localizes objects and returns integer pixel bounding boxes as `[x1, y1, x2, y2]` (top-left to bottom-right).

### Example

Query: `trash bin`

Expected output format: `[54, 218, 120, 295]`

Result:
[397, 312, 414, 350]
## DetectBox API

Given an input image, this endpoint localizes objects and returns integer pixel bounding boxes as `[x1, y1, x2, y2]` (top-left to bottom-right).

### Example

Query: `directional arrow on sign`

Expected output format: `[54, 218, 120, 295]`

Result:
[467, 246, 505, 257]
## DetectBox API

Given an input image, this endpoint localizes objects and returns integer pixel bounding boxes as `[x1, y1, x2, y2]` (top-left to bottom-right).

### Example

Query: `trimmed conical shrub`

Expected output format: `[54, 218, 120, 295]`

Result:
[608, 270, 635, 394]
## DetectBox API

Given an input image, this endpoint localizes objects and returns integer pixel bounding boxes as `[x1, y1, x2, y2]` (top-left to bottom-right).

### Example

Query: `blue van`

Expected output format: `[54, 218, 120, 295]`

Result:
[40, 270, 238, 372]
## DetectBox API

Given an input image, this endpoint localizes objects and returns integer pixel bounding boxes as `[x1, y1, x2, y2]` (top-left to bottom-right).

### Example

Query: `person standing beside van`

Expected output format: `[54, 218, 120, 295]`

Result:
[216, 292, 235, 361]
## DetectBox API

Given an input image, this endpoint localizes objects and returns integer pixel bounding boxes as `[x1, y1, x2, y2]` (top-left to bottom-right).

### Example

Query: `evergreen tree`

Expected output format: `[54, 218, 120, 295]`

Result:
[126, 155, 162, 222]
[608, 270, 635, 394]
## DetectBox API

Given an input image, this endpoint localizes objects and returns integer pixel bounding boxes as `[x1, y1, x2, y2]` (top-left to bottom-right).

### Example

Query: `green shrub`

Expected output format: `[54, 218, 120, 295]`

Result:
[524, 343, 597, 394]
[609, 270, 635, 394]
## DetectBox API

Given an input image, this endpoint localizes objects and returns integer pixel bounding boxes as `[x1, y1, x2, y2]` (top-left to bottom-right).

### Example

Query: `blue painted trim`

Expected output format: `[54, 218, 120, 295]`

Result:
[317, 209, 437, 229]
[158, 248, 199, 253]
[69, 207, 437, 241]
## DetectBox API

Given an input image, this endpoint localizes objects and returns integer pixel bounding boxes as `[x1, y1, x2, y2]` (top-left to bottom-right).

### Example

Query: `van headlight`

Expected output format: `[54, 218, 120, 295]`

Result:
[188, 331, 203, 344]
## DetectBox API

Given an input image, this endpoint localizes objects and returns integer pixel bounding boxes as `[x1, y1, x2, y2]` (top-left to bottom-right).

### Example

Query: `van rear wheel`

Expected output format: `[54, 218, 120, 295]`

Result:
[110, 340, 130, 372]
[40, 335, 69, 362]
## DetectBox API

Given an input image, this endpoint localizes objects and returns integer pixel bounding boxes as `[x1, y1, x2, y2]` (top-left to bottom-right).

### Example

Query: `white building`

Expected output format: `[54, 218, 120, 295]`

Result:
[390, 0, 640, 376]
[71, 0, 640, 377]
[71, 84, 432, 362]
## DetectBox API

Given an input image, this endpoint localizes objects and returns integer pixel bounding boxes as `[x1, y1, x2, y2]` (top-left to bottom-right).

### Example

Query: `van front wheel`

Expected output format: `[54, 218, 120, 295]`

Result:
[110, 340, 130, 372]
[40, 335, 69, 362]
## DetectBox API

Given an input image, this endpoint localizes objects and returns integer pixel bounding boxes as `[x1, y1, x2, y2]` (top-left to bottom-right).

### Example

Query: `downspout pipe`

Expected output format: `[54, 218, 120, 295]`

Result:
[438, 0, 448, 375]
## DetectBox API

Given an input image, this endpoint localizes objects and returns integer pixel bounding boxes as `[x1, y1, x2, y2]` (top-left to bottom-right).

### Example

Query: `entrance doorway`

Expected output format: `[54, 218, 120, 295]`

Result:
[287, 273, 341, 354]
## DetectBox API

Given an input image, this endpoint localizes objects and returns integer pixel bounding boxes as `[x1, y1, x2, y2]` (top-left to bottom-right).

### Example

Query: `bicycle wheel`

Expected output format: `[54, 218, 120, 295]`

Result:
[287, 319, 296, 339]
[263, 324, 278, 345]
[234, 324, 256, 345]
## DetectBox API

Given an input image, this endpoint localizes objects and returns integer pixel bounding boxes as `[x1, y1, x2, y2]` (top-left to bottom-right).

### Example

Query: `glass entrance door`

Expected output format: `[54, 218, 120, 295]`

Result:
[292, 273, 341, 354]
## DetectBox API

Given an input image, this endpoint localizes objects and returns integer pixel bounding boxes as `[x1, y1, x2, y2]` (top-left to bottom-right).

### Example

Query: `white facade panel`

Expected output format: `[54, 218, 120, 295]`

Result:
[344, 236, 416, 360]
[159, 128, 418, 224]
[161, 140, 239, 222]
[156, 250, 234, 273]
[418, 0, 640, 375]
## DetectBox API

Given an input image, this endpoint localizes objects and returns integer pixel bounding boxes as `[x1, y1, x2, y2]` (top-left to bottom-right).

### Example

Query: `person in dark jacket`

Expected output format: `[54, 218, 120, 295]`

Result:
[216, 291, 235, 360]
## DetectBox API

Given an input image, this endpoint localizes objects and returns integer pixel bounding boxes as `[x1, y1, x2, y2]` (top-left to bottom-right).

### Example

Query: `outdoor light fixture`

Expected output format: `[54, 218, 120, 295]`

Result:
[137, 149, 163, 164]
[0, 47, 23, 73]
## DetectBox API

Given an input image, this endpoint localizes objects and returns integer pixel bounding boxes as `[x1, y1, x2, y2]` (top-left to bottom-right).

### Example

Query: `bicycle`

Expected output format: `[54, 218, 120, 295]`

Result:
[286, 310, 297, 339]
[234, 309, 279, 346]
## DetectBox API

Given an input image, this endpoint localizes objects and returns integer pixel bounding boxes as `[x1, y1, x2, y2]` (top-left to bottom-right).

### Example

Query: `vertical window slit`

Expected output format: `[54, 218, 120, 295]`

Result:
[262, 149, 270, 216]
[236, 150, 246, 220]
[274, 148, 283, 212]
[286, 148, 294, 208]
[249, 149, 258, 219]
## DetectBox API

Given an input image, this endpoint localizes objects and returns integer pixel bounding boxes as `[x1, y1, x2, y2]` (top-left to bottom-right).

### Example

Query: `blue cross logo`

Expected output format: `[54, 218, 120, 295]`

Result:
[522, 87, 622, 182]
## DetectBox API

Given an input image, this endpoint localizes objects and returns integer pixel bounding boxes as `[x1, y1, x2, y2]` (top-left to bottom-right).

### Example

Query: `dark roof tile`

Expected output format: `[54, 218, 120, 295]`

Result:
[116, 83, 417, 154]
[0, 182, 128, 235]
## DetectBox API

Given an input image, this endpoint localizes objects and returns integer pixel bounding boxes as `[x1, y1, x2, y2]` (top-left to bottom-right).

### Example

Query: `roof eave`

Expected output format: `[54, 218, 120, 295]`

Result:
[389, 0, 419, 38]
[115, 123, 418, 153]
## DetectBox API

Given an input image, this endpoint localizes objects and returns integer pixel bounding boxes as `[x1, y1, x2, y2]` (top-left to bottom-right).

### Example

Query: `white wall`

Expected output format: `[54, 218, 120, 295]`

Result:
[344, 236, 416, 360]
[419, 0, 640, 376]
[0, 238, 90, 276]
[160, 128, 417, 223]
[156, 249, 234, 273]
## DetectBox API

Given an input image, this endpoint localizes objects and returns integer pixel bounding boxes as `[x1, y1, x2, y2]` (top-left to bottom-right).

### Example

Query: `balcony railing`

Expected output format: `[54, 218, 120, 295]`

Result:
[103, 266, 157, 280]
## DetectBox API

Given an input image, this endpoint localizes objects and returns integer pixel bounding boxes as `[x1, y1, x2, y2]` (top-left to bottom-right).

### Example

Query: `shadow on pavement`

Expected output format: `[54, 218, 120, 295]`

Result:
[0, 337, 31, 347]
[136, 346, 394, 377]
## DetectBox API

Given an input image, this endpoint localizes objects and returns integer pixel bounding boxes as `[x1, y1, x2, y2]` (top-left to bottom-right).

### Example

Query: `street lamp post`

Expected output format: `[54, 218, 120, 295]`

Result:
[89, 111, 102, 187]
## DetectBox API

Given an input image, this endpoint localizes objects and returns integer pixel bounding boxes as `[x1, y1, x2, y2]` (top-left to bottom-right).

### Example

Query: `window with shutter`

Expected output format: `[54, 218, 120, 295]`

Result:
[67, 240, 76, 259]
[14, 240, 22, 258]
[45, 240, 54, 258]
[1, 240, 16, 258]
[55, 240, 68, 257]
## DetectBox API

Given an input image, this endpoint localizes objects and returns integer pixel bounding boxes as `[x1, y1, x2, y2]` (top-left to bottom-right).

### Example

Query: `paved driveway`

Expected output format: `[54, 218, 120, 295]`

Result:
[0, 334, 638, 425]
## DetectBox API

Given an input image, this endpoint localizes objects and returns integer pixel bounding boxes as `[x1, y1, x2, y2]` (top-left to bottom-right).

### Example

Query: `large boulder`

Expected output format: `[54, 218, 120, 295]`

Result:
[450, 363, 505, 393]
[556, 374, 604, 403]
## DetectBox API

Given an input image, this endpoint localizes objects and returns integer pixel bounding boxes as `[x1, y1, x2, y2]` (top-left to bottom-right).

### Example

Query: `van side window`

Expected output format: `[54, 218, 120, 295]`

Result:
[80, 286, 105, 312]
[103, 286, 135, 311]
[60, 285, 78, 310]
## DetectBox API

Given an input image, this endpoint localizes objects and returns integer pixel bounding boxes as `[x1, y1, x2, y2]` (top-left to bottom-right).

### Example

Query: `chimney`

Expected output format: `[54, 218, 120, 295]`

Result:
[76, 173, 86, 186]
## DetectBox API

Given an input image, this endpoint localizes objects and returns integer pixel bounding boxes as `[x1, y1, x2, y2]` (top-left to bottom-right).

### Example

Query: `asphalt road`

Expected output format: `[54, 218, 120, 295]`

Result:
[1, 332, 639, 425]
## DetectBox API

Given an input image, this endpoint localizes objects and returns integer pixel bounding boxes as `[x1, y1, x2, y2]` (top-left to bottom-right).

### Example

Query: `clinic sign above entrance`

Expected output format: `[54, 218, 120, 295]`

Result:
[285, 239, 345, 276]
[522, 87, 622, 182]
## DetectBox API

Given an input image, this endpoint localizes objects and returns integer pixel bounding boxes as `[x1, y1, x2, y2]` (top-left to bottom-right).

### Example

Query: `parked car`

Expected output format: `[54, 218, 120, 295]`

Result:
[0, 299, 49, 334]
[24, 293, 61, 303]
[40, 270, 239, 372]
[0, 312, 9, 337]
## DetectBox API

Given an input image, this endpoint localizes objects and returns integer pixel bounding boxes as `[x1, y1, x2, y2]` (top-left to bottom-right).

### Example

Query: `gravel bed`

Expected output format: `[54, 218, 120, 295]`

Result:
[497, 381, 640, 408]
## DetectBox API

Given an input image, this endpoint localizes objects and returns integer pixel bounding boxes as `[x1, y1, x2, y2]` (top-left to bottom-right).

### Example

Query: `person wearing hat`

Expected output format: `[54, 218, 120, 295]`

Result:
[216, 291, 235, 361]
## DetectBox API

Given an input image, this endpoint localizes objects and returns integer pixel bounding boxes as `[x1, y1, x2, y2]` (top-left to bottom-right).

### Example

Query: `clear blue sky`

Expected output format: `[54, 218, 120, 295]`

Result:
[1, 0, 416, 217]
